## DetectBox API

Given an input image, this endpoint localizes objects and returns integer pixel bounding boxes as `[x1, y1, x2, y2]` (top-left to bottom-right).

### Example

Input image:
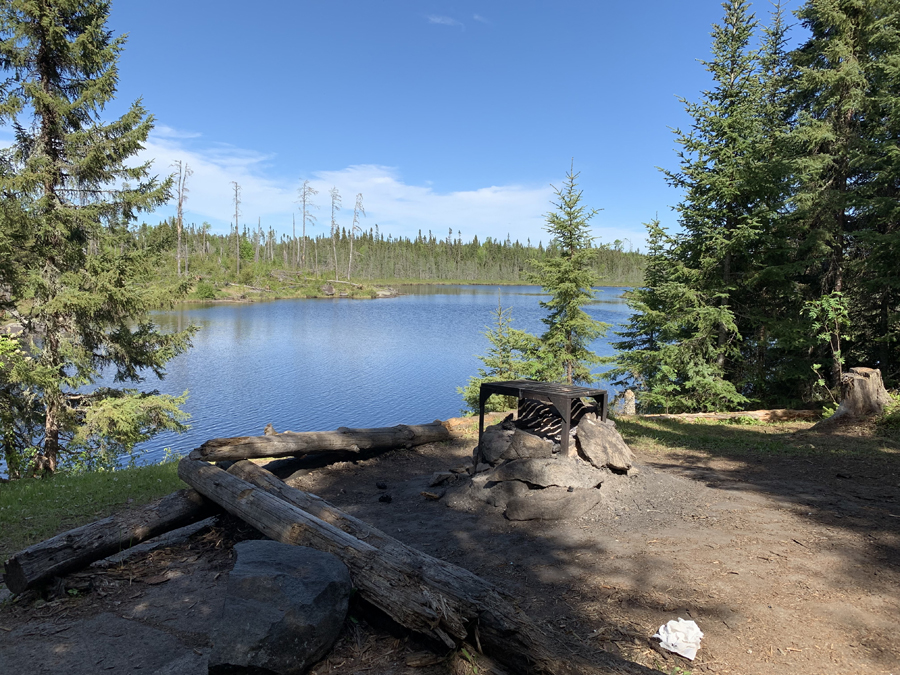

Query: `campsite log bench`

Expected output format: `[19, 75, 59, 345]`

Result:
[478, 380, 609, 457]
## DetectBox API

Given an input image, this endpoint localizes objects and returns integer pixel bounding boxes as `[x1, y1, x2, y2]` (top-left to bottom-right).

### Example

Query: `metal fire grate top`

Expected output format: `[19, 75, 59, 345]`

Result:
[478, 380, 609, 457]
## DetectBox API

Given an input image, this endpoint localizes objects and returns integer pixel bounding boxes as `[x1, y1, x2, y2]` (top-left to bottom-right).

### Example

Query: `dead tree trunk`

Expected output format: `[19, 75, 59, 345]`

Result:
[179, 458, 647, 675]
[189, 422, 450, 462]
[3, 489, 214, 594]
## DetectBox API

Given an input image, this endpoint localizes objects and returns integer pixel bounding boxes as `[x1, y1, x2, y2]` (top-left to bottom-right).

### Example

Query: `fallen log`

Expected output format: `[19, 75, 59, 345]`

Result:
[179, 458, 649, 675]
[3, 489, 215, 595]
[638, 409, 820, 423]
[189, 422, 450, 462]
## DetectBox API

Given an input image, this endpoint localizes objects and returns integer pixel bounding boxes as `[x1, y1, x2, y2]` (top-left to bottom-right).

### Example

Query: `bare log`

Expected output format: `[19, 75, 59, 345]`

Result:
[179, 458, 648, 675]
[189, 422, 450, 462]
[639, 409, 820, 423]
[3, 489, 215, 594]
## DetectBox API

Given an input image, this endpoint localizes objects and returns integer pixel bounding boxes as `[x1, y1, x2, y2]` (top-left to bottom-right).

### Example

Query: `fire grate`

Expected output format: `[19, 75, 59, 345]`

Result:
[478, 380, 608, 457]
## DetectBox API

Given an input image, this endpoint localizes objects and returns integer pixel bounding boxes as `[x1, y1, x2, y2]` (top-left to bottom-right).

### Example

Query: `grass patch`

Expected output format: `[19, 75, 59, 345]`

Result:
[616, 415, 900, 461]
[0, 462, 185, 563]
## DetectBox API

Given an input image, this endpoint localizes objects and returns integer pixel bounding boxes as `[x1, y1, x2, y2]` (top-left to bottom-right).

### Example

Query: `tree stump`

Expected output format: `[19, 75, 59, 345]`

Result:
[815, 367, 891, 428]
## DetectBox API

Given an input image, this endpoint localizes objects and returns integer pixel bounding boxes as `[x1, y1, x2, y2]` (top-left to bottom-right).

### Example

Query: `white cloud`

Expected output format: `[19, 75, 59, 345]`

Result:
[138, 134, 293, 231]
[472, 14, 489, 24]
[154, 125, 202, 140]
[136, 128, 559, 244]
[15, 124, 644, 250]
[307, 164, 552, 243]
[427, 15, 464, 29]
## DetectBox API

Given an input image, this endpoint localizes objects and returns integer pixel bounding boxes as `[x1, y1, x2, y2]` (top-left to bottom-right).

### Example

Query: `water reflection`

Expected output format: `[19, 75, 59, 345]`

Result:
[118, 285, 631, 464]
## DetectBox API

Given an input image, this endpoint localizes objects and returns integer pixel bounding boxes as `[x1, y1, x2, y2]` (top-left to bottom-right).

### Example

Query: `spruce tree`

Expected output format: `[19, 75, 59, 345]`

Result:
[612, 0, 765, 411]
[0, 0, 194, 474]
[457, 297, 536, 414]
[527, 167, 608, 385]
[789, 0, 900, 387]
[608, 221, 749, 412]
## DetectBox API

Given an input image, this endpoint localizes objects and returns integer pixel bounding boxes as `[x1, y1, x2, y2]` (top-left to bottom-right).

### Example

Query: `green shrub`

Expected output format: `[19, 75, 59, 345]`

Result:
[194, 281, 217, 299]
[878, 391, 900, 429]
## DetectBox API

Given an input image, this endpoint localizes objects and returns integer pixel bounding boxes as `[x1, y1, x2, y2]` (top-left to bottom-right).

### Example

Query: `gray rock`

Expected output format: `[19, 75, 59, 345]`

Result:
[501, 428, 556, 460]
[0, 612, 191, 675]
[485, 479, 530, 509]
[491, 456, 605, 489]
[429, 471, 455, 486]
[209, 541, 352, 675]
[505, 486, 603, 521]
[478, 424, 514, 463]
[320, 284, 335, 296]
[151, 650, 209, 674]
[576, 413, 636, 472]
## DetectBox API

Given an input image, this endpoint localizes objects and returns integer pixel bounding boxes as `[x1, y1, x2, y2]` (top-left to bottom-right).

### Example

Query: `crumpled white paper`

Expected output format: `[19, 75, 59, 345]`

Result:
[652, 618, 704, 660]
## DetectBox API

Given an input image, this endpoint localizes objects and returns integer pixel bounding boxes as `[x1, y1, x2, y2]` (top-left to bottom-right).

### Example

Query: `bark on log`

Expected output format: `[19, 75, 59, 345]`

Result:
[179, 458, 649, 675]
[2, 489, 215, 595]
[189, 422, 450, 462]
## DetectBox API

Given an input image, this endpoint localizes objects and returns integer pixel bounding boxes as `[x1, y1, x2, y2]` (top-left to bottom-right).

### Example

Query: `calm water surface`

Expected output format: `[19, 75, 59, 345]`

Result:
[129, 285, 630, 464]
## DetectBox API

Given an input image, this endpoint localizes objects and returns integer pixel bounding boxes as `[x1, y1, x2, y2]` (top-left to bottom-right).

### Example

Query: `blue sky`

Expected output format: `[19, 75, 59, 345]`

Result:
[95, 1, 801, 250]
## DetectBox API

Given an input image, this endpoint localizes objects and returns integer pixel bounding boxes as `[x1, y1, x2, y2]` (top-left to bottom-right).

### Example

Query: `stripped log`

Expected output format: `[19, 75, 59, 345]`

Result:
[638, 409, 820, 423]
[2, 489, 215, 594]
[179, 458, 648, 675]
[189, 422, 450, 462]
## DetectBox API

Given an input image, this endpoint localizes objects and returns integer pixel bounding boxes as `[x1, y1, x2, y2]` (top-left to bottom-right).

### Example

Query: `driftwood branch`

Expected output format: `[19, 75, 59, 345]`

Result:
[2, 489, 215, 594]
[189, 422, 450, 462]
[178, 458, 649, 675]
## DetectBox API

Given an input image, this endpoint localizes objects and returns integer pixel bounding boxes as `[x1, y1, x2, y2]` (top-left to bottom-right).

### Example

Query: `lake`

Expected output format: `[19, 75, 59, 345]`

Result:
[124, 285, 631, 464]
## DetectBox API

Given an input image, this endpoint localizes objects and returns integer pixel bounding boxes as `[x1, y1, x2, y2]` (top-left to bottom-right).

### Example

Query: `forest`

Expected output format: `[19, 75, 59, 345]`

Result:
[609, 0, 900, 413]
[135, 216, 646, 289]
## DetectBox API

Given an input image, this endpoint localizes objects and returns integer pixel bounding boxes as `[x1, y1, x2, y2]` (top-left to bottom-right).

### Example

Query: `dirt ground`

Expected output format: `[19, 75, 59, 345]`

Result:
[1, 418, 899, 674]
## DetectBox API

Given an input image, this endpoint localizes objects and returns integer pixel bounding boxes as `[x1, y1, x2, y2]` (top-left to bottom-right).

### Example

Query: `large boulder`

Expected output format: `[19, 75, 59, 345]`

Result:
[505, 486, 603, 521]
[209, 540, 352, 675]
[576, 413, 635, 472]
[503, 428, 556, 460]
[477, 423, 514, 464]
[490, 456, 605, 489]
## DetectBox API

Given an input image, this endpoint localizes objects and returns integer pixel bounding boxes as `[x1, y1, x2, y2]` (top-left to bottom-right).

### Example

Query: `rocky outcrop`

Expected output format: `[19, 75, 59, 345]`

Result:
[209, 540, 351, 675]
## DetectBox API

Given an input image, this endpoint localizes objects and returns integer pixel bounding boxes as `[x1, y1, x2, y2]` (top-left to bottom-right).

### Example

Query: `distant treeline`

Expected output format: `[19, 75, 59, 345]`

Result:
[136, 219, 645, 286]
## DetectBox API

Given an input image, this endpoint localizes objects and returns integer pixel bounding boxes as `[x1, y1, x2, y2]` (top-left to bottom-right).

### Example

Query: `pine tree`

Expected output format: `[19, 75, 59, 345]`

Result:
[0, 0, 194, 475]
[610, 0, 772, 411]
[527, 166, 608, 385]
[457, 296, 536, 414]
[608, 221, 749, 412]
[789, 0, 900, 387]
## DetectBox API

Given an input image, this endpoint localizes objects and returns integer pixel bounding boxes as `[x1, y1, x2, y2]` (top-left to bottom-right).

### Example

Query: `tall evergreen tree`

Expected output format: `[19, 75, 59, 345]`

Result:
[0, 0, 194, 474]
[527, 167, 608, 385]
[608, 220, 749, 412]
[612, 0, 766, 411]
[789, 0, 900, 387]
